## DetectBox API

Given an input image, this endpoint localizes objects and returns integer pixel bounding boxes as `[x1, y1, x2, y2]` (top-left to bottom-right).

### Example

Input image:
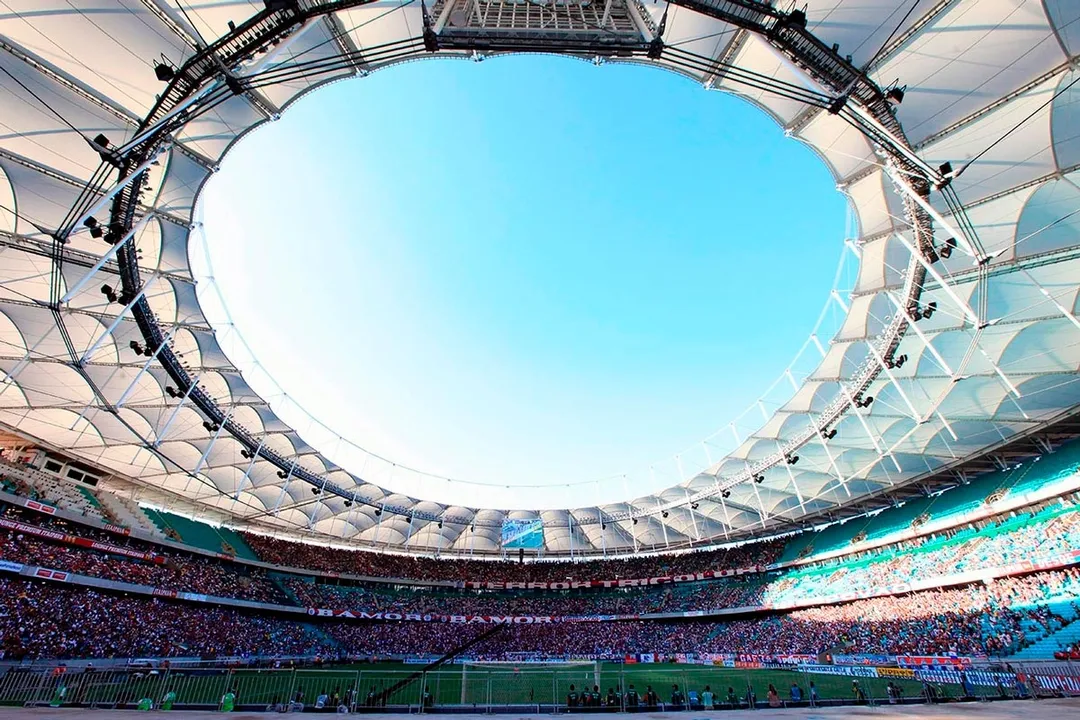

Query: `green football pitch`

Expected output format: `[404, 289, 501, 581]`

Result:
[5, 661, 961, 709]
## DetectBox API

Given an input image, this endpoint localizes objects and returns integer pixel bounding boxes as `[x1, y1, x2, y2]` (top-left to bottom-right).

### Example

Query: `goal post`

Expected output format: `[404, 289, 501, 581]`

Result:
[459, 660, 600, 707]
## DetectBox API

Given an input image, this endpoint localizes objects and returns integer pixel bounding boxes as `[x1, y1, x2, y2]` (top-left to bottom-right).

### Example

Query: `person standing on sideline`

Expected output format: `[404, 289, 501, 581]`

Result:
[702, 685, 715, 710]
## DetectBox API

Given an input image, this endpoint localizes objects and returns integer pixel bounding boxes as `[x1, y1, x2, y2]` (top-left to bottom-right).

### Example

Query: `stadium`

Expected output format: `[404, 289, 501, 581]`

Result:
[1, 0, 1080, 715]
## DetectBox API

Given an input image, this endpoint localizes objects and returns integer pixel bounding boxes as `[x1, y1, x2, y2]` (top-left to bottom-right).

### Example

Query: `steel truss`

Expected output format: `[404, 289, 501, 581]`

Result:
[38, 0, 965, 537]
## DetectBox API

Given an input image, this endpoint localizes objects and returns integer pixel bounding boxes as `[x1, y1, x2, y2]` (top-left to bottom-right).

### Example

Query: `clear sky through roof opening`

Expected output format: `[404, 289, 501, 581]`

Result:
[195, 55, 847, 510]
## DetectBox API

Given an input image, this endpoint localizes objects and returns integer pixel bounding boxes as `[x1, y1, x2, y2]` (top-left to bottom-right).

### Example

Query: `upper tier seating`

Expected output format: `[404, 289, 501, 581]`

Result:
[143, 508, 259, 560]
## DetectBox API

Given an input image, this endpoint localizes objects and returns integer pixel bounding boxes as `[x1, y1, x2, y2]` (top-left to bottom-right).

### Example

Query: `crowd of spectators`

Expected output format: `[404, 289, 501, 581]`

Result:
[0, 521, 290, 606]
[759, 504, 1080, 608]
[324, 569, 1080, 659]
[4, 499, 1080, 627]
[0, 578, 329, 660]
[286, 576, 767, 617]
[2, 568, 1076, 661]
[242, 533, 786, 584]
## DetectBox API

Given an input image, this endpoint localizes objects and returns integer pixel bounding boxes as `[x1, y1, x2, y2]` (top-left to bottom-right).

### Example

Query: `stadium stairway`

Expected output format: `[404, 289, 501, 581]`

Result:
[271, 572, 305, 607]
[94, 492, 162, 537]
[307, 622, 341, 651]
[1010, 623, 1080, 659]
[1010, 605, 1080, 659]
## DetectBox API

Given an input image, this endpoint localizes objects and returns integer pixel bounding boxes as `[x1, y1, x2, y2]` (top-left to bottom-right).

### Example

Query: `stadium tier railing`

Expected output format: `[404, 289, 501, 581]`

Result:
[1, 660, 1077, 712]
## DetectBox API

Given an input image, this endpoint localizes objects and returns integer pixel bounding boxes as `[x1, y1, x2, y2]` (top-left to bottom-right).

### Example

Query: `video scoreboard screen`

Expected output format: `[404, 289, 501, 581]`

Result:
[501, 518, 544, 549]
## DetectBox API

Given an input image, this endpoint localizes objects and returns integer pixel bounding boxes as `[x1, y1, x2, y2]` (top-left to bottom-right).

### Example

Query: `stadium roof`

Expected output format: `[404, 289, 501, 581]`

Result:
[2, 0, 1080, 557]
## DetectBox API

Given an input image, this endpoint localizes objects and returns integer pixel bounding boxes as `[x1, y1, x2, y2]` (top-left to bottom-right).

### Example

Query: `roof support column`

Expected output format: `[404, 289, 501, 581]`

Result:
[192, 409, 231, 477]
[979, 345, 1021, 398]
[601, 0, 614, 27]
[787, 370, 848, 498]
[889, 168, 980, 259]
[153, 372, 201, 448]
[683, 489, 700, 542]
[891, 232, 980, 325]
[65, 151, 166, 241]
[747, 471, 769, 530]
[231, 436, 266, 505]
[863, 340, 922, 421]
[809, 333, 891, 473]
[655, 495, 670, 549]
[1021, 268, 1080, 332]
[115, 87, 221, 158]
[716, 493, 731, 541]
[60, 213, 154, 305]
[885, 291, 955, 376]
[78, 275, 159, 367]
[0, 324, 61, 397]
[115, 325, 175, 408]
[271, 463, 295, 515]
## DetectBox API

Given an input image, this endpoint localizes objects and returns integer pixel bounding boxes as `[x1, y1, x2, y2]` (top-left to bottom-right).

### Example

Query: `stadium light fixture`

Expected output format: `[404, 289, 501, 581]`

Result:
[83, 217, 103, 239]
[153, 62, 174, 82]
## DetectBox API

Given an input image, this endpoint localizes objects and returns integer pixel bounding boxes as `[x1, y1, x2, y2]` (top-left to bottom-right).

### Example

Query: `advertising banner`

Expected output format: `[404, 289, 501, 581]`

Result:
[0, 517, 162, 563]
[25, 500, 56, 515]
[306, 609, 555, 624]
[897, 655, 973, 669]
[913, 668, 1016, 687]
[33, 567, 69, 581]
[798, 664, 879, 678]
[1028, 673, 1080, 695]
[833, 654, 894, 666]
[463, 567, 768, 591]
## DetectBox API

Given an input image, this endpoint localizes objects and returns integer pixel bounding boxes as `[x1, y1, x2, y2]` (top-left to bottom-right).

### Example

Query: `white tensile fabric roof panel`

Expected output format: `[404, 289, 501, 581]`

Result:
[1, 0, 1079, 556]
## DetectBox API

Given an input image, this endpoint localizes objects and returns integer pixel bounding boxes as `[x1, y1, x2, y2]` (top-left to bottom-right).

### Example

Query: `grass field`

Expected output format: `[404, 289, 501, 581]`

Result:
[1, 661, 964, 710]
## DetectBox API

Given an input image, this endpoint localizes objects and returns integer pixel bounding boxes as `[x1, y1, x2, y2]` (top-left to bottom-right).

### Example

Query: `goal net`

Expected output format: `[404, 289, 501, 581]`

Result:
[460, 660, 600, 706]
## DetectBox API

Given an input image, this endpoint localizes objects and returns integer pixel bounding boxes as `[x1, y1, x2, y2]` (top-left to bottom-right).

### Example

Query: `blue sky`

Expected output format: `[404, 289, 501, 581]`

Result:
[199, 55, 846, 509]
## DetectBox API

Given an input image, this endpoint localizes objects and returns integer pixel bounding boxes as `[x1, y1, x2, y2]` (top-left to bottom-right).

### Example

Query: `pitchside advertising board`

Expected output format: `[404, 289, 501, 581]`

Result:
[501, 519, 544, 549]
